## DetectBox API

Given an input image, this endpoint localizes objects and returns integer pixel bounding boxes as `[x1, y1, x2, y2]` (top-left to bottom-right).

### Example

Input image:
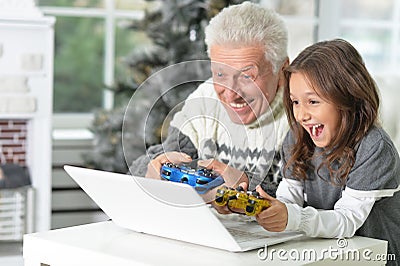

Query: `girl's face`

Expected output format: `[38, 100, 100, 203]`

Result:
[289, 72, 340, 148]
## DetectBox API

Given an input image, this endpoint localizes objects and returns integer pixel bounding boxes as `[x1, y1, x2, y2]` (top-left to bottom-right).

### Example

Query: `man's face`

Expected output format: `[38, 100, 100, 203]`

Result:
[210, 45, 282, 125]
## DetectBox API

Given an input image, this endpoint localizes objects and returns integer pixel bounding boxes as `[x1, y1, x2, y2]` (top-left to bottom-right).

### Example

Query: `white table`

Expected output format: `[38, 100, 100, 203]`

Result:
[23, 221, 388, 266]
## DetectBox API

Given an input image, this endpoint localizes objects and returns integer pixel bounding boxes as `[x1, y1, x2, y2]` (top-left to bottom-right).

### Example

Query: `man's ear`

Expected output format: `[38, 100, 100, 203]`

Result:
[278, 57, 290, 88]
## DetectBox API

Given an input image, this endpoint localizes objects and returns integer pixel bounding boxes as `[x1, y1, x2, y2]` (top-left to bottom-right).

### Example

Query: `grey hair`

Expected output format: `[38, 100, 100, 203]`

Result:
[205, 2, 288, 73]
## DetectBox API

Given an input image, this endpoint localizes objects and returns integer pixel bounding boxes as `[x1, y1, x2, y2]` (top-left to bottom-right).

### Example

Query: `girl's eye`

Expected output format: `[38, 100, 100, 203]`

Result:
[309, 100, 319, 104]
[291, 99, 299, 105]
[216, 72, 223, 77]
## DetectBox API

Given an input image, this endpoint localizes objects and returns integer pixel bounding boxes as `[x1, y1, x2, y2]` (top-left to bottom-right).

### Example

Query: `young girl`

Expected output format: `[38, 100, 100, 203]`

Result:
[255, 39, 399, 265]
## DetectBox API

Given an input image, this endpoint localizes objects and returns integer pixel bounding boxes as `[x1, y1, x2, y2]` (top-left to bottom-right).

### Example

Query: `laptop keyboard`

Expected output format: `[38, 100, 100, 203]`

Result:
[225, 227, 268, 243]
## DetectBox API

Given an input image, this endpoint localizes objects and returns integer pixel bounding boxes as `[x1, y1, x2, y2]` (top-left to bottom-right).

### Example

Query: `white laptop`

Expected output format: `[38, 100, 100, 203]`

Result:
[64, 165, 302, 252]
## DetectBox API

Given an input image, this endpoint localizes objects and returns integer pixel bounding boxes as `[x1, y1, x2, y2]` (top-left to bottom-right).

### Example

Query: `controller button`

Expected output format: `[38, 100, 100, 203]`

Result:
[161, 169, 171, 176]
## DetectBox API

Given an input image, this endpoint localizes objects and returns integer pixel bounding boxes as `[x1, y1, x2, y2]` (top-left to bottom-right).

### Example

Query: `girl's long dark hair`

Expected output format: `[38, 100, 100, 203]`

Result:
[283, 39, 380, 185]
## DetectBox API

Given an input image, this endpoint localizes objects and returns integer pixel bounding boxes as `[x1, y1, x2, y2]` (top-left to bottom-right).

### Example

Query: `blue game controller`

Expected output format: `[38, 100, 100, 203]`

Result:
[160, 161, 224, 194]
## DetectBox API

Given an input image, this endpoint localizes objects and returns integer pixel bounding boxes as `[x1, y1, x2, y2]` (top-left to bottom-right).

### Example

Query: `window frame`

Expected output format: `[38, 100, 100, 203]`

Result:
[39, 0, 144, 129]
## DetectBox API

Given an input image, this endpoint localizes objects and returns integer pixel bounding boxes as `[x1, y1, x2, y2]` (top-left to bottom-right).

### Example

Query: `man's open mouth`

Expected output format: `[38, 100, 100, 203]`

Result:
[229, 101, 248, 108]
[228, 98, 253, 110]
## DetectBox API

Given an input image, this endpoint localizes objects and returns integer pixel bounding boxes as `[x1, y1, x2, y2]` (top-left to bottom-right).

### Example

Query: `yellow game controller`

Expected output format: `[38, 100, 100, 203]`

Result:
[214, 186, 271, 216]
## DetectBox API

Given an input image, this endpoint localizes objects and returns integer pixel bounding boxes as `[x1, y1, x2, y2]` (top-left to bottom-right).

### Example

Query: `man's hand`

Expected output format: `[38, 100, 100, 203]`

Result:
[145, 152, 192, 179]
[255, 185, 288, 232]
[197, 159, 248, 188]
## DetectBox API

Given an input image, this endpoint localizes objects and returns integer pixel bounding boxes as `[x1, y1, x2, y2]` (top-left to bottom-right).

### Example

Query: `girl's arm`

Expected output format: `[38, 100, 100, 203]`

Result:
[284, 189, 376, 237]
[256, 184, 376, 237]
[276, 177, 304, 206]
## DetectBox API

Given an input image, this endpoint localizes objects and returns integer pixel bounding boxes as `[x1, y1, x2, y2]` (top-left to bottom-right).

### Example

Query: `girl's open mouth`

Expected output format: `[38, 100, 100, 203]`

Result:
[309, 124, 324, 138]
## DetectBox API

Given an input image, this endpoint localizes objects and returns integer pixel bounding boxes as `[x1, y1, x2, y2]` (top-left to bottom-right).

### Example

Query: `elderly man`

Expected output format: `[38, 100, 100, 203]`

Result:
[128, 2, 289, 201]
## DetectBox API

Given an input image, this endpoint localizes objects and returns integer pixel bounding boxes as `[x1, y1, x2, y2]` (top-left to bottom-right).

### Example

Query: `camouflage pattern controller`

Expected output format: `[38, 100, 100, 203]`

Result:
[214, 186, 271, 216]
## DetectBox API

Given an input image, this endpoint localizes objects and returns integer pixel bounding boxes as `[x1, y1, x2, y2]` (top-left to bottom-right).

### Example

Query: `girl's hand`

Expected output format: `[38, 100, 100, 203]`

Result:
[255, 185, 288, 232]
